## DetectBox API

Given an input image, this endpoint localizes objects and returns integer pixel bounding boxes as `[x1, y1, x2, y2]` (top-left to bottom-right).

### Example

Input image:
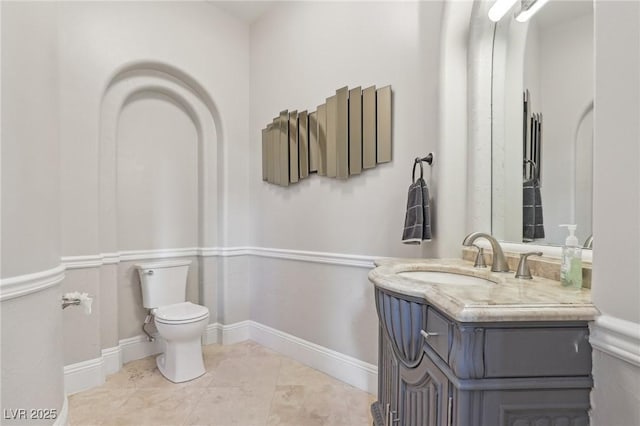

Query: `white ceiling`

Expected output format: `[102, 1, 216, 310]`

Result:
[208, 1, 277, 24]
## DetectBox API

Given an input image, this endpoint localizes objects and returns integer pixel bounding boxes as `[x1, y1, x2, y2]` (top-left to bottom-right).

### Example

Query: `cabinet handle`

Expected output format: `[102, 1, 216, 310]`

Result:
[420, 329, 440, 339]
[385, 403, 389, 426]
[384, 403, 398, 425]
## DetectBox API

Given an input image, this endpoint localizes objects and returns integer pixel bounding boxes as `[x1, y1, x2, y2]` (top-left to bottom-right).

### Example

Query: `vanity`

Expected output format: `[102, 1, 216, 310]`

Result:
[369, 257, 597, 426]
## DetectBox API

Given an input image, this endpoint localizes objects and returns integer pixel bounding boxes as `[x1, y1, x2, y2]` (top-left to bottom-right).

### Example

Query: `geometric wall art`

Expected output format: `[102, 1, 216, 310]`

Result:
[262, 85, 392, 186]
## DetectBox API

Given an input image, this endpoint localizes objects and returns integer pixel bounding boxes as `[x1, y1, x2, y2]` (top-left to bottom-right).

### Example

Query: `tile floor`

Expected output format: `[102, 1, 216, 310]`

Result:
[68, 341, 375, 426]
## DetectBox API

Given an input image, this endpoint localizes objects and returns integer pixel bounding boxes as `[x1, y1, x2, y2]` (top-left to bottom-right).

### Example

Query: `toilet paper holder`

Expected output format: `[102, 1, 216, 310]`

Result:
[61, 292, 93, 314]
[61, 297, 82, 309]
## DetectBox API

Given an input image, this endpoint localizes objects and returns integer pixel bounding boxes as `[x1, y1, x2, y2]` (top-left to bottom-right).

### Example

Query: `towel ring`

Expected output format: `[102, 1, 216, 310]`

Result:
[523, 159, 538, 179]
[412, 153, 434, 182]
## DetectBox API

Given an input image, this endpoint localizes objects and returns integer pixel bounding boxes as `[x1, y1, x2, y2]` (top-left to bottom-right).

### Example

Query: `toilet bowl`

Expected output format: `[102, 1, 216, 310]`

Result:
[135, 260, 209, 383]
[153, 302, 209, 383]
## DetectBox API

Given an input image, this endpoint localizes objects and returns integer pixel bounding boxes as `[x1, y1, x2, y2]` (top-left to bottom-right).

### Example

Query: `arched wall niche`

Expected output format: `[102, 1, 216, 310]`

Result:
[117, 89, 201, 250]
[99, 62, 224, 254]
[99, 62, 224, 328]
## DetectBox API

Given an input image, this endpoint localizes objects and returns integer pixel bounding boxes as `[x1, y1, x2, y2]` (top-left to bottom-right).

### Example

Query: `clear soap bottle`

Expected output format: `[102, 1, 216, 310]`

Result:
[559, 224, 582, 289]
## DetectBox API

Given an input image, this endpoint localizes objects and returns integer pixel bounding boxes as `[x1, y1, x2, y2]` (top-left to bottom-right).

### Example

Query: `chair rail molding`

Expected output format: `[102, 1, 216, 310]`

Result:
[590, 314, 640, 367]
[0, 264, 66, 301]
[61, 246, 379, 270]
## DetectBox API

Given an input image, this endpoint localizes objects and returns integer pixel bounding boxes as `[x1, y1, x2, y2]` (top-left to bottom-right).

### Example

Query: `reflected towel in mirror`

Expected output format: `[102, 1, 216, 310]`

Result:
[523, 178, 545, 241]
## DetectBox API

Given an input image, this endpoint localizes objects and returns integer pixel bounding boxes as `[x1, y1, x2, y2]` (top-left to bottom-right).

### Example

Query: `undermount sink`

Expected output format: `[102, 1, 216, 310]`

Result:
[397, 271, 494, 286]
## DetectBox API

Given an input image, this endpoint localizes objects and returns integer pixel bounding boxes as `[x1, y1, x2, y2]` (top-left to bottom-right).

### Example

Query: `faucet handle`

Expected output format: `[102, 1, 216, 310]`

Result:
[471, 244, 487, 268]
[515, 251, 543, 279]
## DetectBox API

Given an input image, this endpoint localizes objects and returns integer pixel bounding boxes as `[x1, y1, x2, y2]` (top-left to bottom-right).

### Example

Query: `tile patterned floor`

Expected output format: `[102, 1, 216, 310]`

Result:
[68, 341, 375, 426]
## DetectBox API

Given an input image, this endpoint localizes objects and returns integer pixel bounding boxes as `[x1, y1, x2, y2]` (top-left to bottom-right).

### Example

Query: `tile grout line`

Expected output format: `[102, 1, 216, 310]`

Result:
[263, 356, 284, 426]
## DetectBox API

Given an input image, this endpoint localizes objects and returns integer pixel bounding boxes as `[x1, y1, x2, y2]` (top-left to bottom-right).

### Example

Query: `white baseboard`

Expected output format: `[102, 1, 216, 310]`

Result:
[248, 321, 377, 395]
[202, 321, 251, 345]
[65, 321, 377, 397]
[203, 323, 221, 345]
[64, 335, 161, 395]
[101, 346, 122, 376]
[590, 315, 640, 367]
[120, 334, 163, 364]
[63, 357, 105, 395]
[53, 396, 68, 426]
[222, 320, 252, 344]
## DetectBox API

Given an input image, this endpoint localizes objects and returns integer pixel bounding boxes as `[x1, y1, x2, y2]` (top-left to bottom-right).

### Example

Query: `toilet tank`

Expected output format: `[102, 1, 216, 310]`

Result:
[135, 259, 192, 309]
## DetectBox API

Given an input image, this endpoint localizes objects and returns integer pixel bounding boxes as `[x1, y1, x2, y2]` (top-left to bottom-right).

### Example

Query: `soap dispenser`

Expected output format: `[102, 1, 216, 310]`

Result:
[559, 224, 582, 289]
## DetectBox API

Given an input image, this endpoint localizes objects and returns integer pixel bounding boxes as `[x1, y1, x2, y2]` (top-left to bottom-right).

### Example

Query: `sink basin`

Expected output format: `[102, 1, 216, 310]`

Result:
[397, 271, 494, 286]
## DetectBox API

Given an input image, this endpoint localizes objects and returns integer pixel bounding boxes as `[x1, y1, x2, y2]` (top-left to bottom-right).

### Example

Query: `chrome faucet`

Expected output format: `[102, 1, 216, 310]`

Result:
[462, 232, 510, 272]
[584, 234, 593, 249]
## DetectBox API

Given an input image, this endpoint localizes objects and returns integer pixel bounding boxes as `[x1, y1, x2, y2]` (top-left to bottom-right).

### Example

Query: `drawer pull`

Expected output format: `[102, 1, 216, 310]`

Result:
[420, 330, 440, 339]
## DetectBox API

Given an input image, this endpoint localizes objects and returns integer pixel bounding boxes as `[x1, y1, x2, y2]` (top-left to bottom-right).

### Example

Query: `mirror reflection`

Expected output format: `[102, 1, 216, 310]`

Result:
[491, 0, 594, 247]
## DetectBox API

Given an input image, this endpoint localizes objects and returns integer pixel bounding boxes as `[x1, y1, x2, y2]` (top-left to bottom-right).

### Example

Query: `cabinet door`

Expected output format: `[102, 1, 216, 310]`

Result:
[397, 354, 450, 426]
[375, 326, 399, 426]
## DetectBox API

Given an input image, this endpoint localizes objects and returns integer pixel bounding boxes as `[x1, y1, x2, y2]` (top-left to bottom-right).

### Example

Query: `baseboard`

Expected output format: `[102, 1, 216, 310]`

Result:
[590, 315, 640, 367]
[53, 396, 68, 426]
[202, 321, 252, 345]
[119, 334, 163, 364]
[101, 346, 122, 376]
[63, 356, 105, 395]
[65, 321, 377, 397]
[222, 320, 252, 344]
[203, 323, 221, 345]
[249, 321, 378, 394]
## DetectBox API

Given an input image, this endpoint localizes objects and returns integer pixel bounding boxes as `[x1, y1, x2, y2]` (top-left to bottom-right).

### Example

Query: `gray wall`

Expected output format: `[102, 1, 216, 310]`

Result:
[1, 2, 65, 422]
[590, 1, 640, 424]
[55, 0, 251, 364]
[116, 94, 199, 251]
[248, 1, 444, 364]
[1, 2, 61, 278]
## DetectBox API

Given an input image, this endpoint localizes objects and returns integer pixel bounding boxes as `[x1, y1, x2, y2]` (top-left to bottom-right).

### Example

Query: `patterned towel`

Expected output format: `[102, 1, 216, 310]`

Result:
[402, 178, 432, 244]
[523, 178, 545, 241]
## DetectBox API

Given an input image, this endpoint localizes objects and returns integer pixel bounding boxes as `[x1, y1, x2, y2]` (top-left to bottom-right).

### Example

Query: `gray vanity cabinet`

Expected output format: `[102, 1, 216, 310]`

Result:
[373, 289, 452, 426]
[372, 287, 592, 426]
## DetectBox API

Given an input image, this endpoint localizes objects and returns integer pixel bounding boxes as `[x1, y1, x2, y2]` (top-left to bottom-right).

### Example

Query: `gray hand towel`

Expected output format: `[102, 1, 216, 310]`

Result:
[402, 178, 432, 244]
[523, 178, 545, 241]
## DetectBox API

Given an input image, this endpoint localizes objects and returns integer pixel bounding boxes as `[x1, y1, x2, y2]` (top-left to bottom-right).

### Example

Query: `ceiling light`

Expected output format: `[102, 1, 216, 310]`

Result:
[515, 0, 550, 22]
[488, 0, 519, 22]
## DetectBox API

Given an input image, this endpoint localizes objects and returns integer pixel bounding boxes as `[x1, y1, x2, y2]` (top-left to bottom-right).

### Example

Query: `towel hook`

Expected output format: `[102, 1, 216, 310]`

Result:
[412, 153, 434, 182]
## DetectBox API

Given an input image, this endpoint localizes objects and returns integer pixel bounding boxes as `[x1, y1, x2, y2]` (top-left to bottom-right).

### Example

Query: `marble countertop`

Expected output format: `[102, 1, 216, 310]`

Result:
[368, 258, 599, 323]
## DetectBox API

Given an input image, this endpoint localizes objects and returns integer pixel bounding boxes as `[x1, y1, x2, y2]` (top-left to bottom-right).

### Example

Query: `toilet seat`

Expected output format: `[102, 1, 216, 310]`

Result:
[155, 302, 209, 325]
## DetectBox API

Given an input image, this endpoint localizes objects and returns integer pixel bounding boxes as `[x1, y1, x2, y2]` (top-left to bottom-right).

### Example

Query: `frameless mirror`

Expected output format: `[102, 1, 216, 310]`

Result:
[491, 0, 594, 247]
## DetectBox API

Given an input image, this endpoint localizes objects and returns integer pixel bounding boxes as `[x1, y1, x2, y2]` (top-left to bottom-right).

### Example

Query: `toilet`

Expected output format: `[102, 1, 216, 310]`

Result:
[135, 259, 209, 383]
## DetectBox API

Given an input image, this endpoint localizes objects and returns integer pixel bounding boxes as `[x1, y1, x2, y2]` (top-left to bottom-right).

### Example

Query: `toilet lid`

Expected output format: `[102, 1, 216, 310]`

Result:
[155, 302, 209, 324]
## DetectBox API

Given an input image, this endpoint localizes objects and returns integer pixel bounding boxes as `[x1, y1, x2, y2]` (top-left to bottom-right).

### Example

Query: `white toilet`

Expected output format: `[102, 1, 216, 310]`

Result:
[135, 259, 209, 383]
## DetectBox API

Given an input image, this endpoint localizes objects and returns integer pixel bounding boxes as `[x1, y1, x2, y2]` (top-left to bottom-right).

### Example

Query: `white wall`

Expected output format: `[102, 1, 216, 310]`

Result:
[538, 12, 593, 244]
[58, 1, 250, 256]
[1, 1, 65, 422]
[249, 1, 444, 363]
[116, 94, 199, 251]
[1, 2, 61, 278]
[590, 1, 640, 424]
[54, 1, 251, 367]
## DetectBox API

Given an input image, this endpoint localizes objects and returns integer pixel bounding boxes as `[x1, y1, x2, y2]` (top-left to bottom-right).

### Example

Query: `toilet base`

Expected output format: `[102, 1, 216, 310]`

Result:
[156, 339, 206, 383]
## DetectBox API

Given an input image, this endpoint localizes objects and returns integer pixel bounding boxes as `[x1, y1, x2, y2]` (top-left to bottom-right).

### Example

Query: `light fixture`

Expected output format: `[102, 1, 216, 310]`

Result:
[515, 0, 550, 22]
[488, 0, 519, 22]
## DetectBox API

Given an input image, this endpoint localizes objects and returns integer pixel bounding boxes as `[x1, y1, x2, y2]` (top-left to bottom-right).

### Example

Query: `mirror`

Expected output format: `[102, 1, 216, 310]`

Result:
[491, 0, 594, 247]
